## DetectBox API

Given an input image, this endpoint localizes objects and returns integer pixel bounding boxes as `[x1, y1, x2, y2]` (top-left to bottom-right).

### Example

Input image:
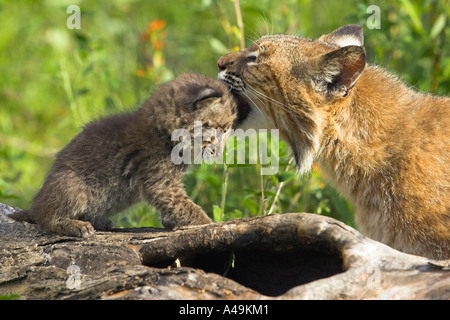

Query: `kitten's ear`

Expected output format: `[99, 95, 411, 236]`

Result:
[193, 87, 222, 110]
[313, 45, 365, 98]
[319, 24, 364, 48]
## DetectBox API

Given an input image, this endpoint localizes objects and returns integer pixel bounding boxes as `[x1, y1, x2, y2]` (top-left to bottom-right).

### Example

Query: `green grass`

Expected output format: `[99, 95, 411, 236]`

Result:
[0, 0, 448, 229]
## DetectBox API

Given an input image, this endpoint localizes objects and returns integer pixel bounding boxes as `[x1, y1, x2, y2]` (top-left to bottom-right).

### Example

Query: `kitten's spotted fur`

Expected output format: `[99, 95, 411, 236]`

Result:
[11, 73, 237, 237]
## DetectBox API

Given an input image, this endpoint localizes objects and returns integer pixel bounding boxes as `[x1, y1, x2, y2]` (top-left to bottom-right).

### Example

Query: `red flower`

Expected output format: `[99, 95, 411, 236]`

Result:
[136, 69, 146, 77]
[147, 20, 166, 34]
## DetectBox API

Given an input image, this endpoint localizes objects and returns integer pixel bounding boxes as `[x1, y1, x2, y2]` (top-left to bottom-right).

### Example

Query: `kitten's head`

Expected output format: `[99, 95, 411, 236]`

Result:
[152, 73, 238, 158]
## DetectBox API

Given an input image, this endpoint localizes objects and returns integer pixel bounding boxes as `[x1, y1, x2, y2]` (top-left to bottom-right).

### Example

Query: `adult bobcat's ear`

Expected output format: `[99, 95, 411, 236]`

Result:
[319, 24, 364, 48]
[313, 45, 366, 98]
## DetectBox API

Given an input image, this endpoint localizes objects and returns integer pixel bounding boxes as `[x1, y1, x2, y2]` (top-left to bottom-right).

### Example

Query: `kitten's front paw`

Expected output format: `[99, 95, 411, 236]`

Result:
[54, 220, 95, 238]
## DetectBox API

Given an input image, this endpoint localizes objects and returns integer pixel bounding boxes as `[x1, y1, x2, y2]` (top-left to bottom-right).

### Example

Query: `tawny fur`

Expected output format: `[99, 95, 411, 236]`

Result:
[218, 25, 449, 259]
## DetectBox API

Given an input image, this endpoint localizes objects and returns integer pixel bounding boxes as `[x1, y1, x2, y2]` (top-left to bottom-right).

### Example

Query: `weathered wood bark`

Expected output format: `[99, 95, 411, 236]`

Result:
[1, 203, 449, 299]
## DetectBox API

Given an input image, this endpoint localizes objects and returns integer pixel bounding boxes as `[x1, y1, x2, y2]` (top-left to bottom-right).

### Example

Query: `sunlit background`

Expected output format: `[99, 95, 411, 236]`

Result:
[0, 0, 448, 228]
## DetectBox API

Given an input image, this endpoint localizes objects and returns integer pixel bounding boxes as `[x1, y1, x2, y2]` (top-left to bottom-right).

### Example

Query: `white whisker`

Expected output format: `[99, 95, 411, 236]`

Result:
[257, 11, 273, 37]
[246, 85, 292, 114]
[245, 26, 262, 43]
[248, 87, 291, 111]
[241, 89, 266, 120]
[242, 89, 273, 129]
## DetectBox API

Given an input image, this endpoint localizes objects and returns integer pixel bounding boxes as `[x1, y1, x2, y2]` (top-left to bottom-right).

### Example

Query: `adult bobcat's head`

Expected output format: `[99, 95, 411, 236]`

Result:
[217, 25, 366, 172]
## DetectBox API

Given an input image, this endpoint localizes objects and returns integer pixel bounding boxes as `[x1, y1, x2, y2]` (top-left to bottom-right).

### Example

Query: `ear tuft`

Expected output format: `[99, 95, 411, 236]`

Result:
[313, 45, 366, 98]
[319, 24, 364, 48]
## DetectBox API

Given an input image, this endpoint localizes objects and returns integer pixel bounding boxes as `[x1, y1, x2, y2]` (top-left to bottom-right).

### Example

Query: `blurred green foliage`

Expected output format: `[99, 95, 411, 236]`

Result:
[0, 0, 448, 229]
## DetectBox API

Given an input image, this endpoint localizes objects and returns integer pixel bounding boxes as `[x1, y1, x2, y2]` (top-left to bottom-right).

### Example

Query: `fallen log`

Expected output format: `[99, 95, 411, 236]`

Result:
[0, 203, 448, 299]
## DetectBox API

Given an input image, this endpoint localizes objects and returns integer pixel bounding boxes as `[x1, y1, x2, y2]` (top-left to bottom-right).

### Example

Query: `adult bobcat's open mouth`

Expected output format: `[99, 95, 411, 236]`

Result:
[217, 71, 251, 125]
[230, 91, 252, 124]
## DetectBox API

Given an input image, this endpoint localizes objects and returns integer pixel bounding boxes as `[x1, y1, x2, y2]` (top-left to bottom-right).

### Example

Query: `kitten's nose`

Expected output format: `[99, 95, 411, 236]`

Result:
[217, 58, 226, 71]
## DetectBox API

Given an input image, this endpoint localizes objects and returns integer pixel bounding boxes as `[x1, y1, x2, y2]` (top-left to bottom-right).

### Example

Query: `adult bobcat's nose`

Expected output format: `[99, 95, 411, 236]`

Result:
[217, 52, 237, 71]
[217, 58, 226, 71]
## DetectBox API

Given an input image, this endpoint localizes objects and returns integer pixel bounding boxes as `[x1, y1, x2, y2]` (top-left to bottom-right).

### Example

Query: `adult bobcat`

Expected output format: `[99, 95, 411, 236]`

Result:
[218, 25, 450, 259]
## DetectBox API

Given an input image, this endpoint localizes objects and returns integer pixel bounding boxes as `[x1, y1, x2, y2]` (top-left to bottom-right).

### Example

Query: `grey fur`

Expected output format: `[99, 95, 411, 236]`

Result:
[10, 73, 237, 237]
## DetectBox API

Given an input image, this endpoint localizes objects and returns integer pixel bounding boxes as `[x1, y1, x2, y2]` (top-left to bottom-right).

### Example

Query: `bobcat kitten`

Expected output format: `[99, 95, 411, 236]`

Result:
[218, 25, 450, 259]
[11, 73, 237, 237]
